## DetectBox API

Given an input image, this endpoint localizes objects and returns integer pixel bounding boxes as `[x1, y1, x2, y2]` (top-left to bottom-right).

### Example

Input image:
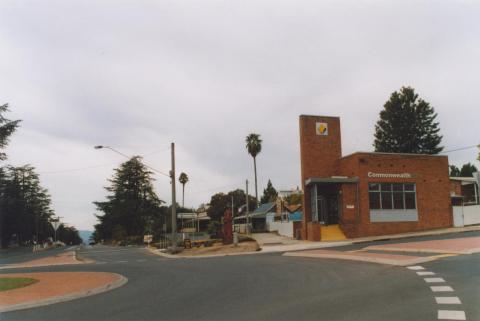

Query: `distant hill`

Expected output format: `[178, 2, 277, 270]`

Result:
[78, 230, 93, 244]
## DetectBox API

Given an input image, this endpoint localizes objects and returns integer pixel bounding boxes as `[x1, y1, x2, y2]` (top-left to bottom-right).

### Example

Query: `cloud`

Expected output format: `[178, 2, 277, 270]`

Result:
[1, 0, 479, 230]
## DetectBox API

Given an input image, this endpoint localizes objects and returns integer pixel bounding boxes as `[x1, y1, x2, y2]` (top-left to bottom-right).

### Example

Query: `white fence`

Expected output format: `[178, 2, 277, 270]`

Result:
[452, 205, 480, 227]
[267, 221, 294, 238]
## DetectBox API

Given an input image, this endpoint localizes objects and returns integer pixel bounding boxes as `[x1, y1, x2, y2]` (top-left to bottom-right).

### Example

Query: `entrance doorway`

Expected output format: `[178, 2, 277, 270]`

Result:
[311, 184, 340, 226]
[318, 194, 339, 225]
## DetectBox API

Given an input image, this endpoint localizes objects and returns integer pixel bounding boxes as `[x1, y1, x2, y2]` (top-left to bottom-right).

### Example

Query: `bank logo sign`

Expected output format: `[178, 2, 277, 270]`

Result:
[316, 122, 328, 136]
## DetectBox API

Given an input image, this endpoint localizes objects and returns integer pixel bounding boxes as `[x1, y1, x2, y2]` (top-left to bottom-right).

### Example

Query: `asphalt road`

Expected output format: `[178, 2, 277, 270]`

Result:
[1, 235, 479, 321]
[0, 246, 71, 265]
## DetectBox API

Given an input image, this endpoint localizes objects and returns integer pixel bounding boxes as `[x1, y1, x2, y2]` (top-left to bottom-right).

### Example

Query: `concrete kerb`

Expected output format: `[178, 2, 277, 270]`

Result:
[283, 251, 436, 266]
[74, 250, 95, 264]
[362, 246, 480, 255]
[0, 274, 128, 313]
[350, 225, 480, 245]
[146, 246, 263, 259]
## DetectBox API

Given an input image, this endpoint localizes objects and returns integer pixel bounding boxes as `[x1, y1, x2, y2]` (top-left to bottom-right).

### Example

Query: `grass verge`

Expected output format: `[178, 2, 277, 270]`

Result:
[0, 277, 38, 292]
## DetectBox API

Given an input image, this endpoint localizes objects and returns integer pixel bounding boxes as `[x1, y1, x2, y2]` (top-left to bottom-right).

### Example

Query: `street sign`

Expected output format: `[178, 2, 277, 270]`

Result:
[144, 234, 153, 243]
[50, 221, 61, 231]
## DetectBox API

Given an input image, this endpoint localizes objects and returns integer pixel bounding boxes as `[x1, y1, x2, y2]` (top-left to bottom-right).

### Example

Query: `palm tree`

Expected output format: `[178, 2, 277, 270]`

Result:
[245, 133, 262, 208]
[178, 172, 189, 207]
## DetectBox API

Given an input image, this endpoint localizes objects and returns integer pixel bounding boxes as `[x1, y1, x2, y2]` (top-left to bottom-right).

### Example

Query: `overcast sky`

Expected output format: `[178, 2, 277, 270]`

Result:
[1, 1, 479, 231]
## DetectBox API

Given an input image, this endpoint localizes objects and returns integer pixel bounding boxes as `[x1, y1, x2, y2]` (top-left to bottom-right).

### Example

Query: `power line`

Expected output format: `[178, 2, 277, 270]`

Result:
[441, 144, 479, 154]
[95, 146, 171, 178]
[143, 145, 172, 157]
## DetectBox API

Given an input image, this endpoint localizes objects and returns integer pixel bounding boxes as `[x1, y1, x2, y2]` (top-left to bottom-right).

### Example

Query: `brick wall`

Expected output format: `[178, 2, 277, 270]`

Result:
[337, 153, 452, 238]
[450, 180, 462, 196]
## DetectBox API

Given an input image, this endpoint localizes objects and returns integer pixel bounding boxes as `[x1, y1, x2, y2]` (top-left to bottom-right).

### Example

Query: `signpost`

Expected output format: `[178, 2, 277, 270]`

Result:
[50, 220, 61, 243]
[144, 234, 153, 247]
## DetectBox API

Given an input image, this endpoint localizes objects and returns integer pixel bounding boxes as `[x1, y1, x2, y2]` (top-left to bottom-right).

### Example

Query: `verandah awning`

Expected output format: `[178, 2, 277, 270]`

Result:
[305, 177, 359, 186]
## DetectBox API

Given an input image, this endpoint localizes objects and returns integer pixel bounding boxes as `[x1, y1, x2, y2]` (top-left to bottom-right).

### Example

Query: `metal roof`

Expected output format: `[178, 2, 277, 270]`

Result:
[233, 202, 276, 221]
[253, 202, 276, 214]
[450, 177, 476, 183]
[340, 151, 447, 159]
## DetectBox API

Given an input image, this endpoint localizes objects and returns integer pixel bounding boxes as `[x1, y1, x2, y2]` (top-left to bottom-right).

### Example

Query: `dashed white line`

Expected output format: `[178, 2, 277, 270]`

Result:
[95, 261, 107, 265]
[417, 271, 435, 276]
[431, 286, 454, 292]
[115, 260, 128, 263]
[435, 297, 462, 305]
[407, 266, 466, 320]
[424, 278, 446, 283]
[438, 310, 466, 320]
[407, 266, 425, 270]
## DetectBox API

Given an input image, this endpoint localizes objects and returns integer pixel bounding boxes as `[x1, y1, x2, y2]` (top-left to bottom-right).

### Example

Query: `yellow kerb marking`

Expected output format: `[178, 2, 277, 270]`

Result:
[429, 254, 458, 261]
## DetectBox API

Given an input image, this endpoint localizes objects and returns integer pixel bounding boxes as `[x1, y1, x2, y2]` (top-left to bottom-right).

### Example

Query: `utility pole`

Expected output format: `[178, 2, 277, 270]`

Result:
[246, 179, 249, 234]
[170, 142, 177, 252]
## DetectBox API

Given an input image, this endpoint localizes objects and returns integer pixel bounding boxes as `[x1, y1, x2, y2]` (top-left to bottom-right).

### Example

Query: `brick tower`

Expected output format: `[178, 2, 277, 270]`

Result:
[299, 115, 342, 240]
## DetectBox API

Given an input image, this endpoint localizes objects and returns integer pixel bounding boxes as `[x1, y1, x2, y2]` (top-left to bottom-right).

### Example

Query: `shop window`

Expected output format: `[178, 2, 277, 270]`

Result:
[369, 183, 416, 210]
[381, 183, 392, 209]
[405, 192, 416, 209]
[369, 191, 381, 209]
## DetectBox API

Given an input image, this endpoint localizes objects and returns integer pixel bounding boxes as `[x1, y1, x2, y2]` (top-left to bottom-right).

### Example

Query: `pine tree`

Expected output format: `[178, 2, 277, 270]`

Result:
[459, 163, 477, 177]
[261, 179, 278, 204]
[0, 165, 55, 247]
[93, 156, 164, 243]
[449, 165, 460, 177]
[0, 103, 21, 161]
[374, 87, 443, 154]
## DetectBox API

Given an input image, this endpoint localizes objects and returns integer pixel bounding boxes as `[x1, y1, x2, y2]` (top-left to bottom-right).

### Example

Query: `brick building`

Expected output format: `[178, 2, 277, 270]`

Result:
[299, 115, 452, 241]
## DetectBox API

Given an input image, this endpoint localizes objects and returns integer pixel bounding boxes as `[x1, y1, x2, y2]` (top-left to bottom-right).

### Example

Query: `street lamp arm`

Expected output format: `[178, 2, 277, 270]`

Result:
[94, 145, 170, 178]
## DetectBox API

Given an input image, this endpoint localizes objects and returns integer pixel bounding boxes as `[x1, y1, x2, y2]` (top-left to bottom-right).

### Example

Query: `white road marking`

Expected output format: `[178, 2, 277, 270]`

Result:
[115, 260, 128, 263]
[435, 297, 462, 305]
[425, 278, 446, 283]
[95, 261, 107, 265]
[407, 266, 425, 270]
[431, 286, 454, 292]
[438, 310, 466, 320]
[137, 259, 147, 262]
[417, 271, 435, 276]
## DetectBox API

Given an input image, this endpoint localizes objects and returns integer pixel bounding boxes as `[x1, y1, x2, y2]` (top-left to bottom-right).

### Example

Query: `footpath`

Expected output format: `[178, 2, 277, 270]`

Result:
[253, 225, 480, 253]
[283, 227, 480, 266]
[150, 225, 480, 262]
[0, 250, 92, 270]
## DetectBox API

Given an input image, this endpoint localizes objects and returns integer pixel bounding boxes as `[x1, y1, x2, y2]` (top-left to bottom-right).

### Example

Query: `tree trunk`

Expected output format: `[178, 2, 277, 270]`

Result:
[182, 184, 185, 208]
[254, 156, 258, 208]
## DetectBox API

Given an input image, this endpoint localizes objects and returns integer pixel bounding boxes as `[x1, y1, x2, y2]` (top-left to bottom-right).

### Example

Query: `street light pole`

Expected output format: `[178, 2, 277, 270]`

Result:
[246, 179, 249, 234]
[170, 142, 177, 252]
